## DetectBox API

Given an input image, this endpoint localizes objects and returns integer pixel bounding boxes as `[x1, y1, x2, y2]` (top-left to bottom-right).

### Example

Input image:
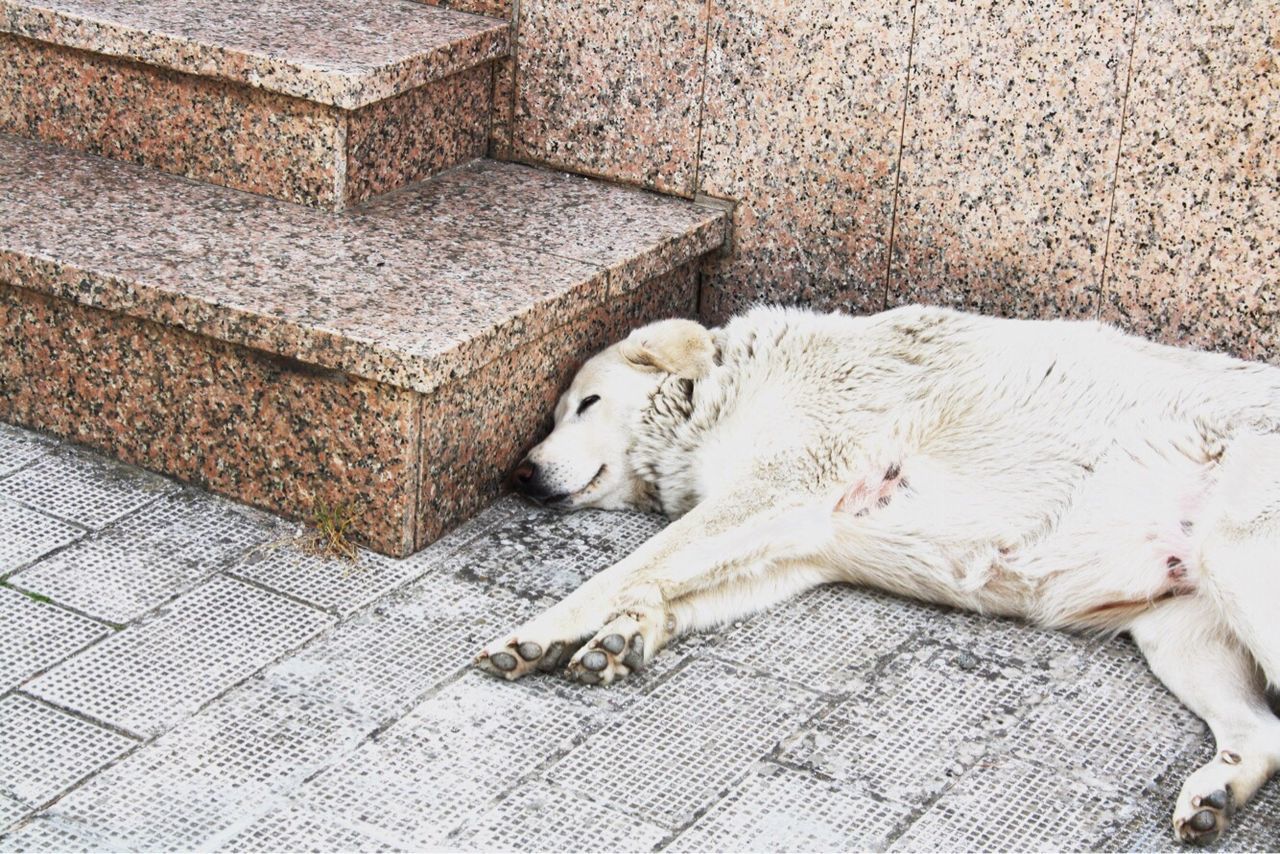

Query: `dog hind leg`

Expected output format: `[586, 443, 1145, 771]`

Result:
[1198, 431, 1280, 690]
[1129, 596, 1280, 844]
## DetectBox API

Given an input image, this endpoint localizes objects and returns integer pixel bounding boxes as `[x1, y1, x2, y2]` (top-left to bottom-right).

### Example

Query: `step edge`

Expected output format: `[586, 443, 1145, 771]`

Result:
[0, 1, 511, 110]
[0, 221, 723, 397]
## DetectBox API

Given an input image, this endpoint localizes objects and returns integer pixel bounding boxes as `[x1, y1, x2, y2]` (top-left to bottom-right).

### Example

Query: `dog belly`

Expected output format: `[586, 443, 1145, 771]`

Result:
[825, 420, 1220, 630]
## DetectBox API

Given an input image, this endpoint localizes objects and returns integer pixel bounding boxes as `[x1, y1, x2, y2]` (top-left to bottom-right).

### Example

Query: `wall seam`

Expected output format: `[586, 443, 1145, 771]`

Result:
[882, 0, 920, 311]
[1097, 0, 1143, 321]
[691, 0, 715, 197]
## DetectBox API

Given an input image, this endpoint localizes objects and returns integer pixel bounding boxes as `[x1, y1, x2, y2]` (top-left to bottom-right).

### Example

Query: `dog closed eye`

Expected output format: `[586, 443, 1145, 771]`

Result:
[576, 395, 600, 415]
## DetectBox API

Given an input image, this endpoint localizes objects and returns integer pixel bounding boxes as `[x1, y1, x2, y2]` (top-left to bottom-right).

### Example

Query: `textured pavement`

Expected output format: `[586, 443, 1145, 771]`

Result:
[1, 422, 1278, 852]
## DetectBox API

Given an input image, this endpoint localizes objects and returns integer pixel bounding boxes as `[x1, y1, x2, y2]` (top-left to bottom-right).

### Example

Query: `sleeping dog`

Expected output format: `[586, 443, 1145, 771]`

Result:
[476, 305, 1280, 844]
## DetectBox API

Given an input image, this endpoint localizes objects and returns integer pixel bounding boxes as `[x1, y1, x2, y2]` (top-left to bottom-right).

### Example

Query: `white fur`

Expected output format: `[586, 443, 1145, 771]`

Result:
[479, 305, 1280, 844]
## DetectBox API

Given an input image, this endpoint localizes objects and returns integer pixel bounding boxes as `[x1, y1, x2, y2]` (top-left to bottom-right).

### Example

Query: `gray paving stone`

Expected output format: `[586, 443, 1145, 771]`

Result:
[0, 425, 53, 478]
[888, 756, 1139, 852]
[778, 644, 1054, 806]
[0, 816, 111, 853]
[669, 762, 915, 853]
[26, 575, 332, 736]
[11, 491, 278, 623]
[265, 671, 607, 847]
[0, 498, 83, 578]
[217, 804, 398, 852]
[714, 584, 927, 695]
[0, 587, 108, 692]
[0, 797, 28, 837]
[453, 781, 669, 852]
[230, 498, 526, 618]
[43, 677, 372, 850]
[453, 499, 666, 599]
[1007, 637, 1204, 794]
[0, 449, 175, 530]
[0, 695, 135, 809]
[546, 657, 825, 830]
[265, 572, 543, 722]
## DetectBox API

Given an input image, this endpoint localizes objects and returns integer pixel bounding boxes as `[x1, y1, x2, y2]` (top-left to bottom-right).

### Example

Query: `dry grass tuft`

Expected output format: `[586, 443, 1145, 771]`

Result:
[299, 500, 361, 562]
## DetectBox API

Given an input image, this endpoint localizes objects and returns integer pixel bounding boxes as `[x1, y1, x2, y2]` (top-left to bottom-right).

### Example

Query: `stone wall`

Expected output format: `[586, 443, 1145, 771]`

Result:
[476, 0, 1277, 361]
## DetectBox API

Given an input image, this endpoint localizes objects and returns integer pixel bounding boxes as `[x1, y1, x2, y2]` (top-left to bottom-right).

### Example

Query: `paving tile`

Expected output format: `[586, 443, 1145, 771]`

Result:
[43, 677, 373, 850]
[26, 575, 332, 737]
[669, 762, 914, 853]
[450, 500, 666, 600]
[454, 781, 669, 852]
[779, 645, 1054, 806]
[0, 815, 114, 852]
[915, 603, 1094, 668]
[0, 498, 84, 578]
[229, 544, 433, 618]
[11, 491, 277, 623]
[268, 671, 607, 847]
[265, 571, 542, 722]
[713, 585, 928, 695]
[1007, 637, 1204, 794]
[217, 804, 398, 852]
[0, 424, 52, 477]
[0, 695, 135, 809]
[888, 756, 1139, 851]
[546, 657, 824, 830]
[0, 588, 108, 693]
[0, 797, 28, 836]
[0, 450, 175, 530]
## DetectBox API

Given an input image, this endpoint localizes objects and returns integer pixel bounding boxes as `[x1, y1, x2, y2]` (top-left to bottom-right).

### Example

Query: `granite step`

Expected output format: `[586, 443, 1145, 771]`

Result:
[0, 0, 509, 209]
[0, 133, 727, 556]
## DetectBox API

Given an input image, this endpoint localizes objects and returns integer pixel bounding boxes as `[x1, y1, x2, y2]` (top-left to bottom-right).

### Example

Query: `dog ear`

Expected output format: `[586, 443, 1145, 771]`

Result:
[619, 319, 715, 380]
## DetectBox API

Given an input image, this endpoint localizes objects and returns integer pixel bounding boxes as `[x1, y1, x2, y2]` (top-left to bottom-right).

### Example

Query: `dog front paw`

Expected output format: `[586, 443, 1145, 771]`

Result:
[565, 609, 660, 686]
[475, 632, 580, 681]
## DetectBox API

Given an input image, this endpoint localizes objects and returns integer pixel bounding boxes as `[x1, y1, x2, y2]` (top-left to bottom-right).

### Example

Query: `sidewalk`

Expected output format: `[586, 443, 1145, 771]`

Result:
[0, 423, 1276, 851]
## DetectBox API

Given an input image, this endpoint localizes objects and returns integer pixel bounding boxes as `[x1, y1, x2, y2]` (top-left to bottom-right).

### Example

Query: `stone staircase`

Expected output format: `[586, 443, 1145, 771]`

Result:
[0, 0, 727, 556]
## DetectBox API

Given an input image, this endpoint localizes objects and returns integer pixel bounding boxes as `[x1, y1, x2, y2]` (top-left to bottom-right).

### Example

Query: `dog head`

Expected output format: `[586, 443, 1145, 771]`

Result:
[511, 318, 715, 510]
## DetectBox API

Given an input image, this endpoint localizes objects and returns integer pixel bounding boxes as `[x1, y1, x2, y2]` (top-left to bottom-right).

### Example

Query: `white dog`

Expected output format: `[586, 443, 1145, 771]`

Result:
[475, 305, 1280, 844]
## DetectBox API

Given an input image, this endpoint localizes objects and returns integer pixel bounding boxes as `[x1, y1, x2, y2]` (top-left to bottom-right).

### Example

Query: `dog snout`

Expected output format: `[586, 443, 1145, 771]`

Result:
[512, 458, 537, 489]
[512, 458, 553, 501]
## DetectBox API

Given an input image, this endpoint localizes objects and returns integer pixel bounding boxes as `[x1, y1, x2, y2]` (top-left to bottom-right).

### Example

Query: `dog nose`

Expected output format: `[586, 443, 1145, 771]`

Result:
[512, 459, 537, 493]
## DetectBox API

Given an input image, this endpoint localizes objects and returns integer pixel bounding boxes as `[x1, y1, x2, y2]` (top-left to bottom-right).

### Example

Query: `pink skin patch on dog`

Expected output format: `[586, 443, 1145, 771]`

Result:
[836, 463, 904, 516]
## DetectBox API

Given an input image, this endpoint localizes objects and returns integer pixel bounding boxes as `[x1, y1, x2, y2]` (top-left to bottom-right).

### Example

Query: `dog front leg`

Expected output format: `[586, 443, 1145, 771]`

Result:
[477, 490, 831, 684]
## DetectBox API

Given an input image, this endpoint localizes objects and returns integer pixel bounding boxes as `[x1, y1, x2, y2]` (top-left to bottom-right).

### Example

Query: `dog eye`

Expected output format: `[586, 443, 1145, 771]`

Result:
[576, 395, 601, 415]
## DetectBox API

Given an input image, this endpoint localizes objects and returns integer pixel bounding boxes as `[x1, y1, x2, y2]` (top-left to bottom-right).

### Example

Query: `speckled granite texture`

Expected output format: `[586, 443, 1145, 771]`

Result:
[0, 135, 725, 395]
[0, 285, 423, 555]
[887, 0, 1132, 319]
[0, 34, 492, 208]
[504, 0, 1276, 362]
[1102, 0, 1279, 361]
[0, 0, 509, 110]
[695, 0, 912, 323]
[0, 266, 696, 556]
[0, 135, 723, 554]
[510, 0, 708, 196]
